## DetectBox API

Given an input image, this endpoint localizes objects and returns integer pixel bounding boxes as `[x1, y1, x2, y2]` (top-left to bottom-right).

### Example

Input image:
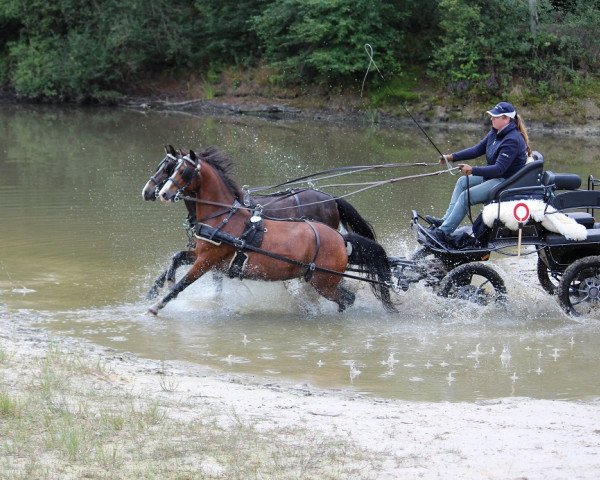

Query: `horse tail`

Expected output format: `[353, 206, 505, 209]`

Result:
[344, 233, 396, 312]
[335, 198, 376, 240]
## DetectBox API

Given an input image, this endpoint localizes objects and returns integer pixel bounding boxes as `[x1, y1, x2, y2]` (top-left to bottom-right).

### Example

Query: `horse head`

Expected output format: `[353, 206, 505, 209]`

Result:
[141, 145, 181, 201]
[158, 150, 202, 203]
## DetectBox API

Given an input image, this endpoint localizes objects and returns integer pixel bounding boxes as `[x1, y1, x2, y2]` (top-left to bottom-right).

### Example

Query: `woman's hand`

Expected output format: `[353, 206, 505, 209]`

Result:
[458, 164, 473, 175]
[439, 154, 454, 165]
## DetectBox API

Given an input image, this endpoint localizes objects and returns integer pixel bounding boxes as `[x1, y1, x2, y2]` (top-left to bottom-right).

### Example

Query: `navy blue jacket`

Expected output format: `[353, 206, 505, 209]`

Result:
[452, 122, 528, 180]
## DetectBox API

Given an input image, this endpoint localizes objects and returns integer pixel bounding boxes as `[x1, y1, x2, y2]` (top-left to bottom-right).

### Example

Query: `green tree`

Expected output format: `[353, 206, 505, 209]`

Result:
[0, 0, 202, 100]
[429, 0, 532, 94]
[194, 0, 271, 67]
[429, 0, 600, 97]
[252, 0, 408, 85]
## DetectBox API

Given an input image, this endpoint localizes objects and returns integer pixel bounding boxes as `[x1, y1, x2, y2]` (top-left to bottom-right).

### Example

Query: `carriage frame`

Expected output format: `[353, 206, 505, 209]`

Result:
[390, 160, 600, 316]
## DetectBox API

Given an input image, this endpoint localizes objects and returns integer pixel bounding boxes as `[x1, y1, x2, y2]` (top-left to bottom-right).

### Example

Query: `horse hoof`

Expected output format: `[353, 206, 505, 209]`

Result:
[147, 307, 159, 316]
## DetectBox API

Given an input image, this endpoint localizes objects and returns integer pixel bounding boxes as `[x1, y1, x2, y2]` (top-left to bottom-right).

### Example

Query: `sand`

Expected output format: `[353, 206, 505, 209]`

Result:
[1, 313, 599, 479]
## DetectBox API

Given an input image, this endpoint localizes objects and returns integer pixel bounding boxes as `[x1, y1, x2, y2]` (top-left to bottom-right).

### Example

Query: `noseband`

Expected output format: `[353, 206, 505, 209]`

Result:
[148, 153, 179, 197]
[166, 155, 202, 201]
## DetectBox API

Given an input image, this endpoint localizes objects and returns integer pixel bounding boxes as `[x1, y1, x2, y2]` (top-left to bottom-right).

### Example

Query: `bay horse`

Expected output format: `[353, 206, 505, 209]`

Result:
[142, 145, 376, 298]
[149, 148, 395, 315]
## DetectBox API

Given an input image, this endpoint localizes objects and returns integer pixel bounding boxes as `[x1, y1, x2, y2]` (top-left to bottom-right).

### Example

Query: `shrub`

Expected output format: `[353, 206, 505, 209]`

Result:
[0, 0, 202, 100]
[252, 0, 406, 85]
[429, 0, 600, 97]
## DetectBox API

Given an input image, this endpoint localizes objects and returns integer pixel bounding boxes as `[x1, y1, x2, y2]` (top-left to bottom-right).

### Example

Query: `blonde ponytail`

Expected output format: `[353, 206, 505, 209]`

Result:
[515, 114, 532, 156]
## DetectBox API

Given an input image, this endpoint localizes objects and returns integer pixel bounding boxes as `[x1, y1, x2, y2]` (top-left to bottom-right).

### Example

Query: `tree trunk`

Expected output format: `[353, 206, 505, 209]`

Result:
[528, 0, 539, 38]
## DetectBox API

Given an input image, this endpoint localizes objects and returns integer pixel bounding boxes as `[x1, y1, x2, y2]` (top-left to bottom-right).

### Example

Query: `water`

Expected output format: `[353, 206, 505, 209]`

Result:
[1, 104, 600, 401]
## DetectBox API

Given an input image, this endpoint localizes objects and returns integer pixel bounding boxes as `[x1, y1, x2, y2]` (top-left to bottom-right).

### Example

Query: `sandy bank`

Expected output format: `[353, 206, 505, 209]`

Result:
[1, 312, 599, 479]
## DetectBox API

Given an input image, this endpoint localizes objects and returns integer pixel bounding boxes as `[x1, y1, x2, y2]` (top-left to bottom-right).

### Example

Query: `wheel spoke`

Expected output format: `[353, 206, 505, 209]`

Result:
[558, 257, 600, 317]
[571, 295, 591, 306]
[440, 263, 505, 305]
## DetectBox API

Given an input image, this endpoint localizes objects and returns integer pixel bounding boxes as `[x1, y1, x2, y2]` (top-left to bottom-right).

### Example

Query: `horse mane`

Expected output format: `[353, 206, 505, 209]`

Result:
[196, 147, 242, 201]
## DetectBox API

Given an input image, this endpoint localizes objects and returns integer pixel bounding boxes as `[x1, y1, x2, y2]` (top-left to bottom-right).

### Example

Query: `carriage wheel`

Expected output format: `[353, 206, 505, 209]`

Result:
[557, 256, 600, 317]
[410, 247, 447, 287]
[537, 256, 561, 295]
[410, 247, 431, 263]
[438, 263, 507, 305]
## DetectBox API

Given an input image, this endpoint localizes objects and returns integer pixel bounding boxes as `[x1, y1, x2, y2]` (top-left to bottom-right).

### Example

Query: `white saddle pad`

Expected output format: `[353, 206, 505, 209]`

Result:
[482, 199, 587, 241]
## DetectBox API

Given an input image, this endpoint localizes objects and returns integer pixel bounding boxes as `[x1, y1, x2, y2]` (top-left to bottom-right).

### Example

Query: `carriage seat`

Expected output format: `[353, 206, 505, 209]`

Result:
[544, 172, 599, 228]
[565, 211, 596, 228]
[541, 171, 582, 190]
[485, 151, 545, 203]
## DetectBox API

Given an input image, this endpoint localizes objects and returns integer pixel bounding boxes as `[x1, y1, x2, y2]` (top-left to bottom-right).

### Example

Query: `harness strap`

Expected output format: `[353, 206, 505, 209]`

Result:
[292, 191, 305, 218]
[303, 221, 321, 282]
[203, 200, 241, 241]
[229, 213, 266, 279]
[193, 223, 390, 288]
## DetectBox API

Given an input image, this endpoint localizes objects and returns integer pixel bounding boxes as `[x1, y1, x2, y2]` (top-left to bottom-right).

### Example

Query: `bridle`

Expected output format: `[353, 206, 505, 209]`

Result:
[148, 153, 179, 198]
[165, 154, 202, 202]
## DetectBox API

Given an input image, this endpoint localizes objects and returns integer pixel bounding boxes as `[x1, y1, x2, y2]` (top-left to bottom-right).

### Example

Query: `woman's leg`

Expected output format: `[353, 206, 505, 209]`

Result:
[442, 176, 484, 220]
[440, 178, 503, 234]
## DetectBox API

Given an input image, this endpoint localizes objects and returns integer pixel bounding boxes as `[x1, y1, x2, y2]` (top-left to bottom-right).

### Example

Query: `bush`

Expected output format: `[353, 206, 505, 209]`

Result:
[429, 0, 600, 97]
[0, 0, 202, 100]
[193, 0, 268, 67]
[252, 0, 406, 85]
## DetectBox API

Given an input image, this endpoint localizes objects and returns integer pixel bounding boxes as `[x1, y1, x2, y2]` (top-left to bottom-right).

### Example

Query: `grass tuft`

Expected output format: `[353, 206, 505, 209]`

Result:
[0, 391, 21, 418]
[0, 337, 389, 479]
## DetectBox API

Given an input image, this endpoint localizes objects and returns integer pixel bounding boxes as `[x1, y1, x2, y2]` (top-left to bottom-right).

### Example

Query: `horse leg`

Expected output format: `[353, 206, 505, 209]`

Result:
[335, 285, 356, 312]
[146, 250, 196, 300]
[310, 277, 356, 313]
[166, 250, 196, 287]
[148, 262, 212, 316]
[146, 269, 168, 300]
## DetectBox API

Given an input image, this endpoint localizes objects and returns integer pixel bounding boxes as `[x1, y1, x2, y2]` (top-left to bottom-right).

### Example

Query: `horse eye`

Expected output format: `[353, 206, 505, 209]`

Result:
[181, 167, 194, 182]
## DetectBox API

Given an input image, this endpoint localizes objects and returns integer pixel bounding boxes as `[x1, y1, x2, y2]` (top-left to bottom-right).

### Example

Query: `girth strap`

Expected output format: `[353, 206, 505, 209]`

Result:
[228, 215, 266, 279]
[292, 191, 305, 218]
[303, 220, 321, 282]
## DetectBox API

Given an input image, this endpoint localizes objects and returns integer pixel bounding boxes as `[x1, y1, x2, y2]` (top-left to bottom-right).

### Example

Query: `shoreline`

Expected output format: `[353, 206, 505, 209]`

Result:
[124, 96, 600, 137]
[2, 313, 600, 478]
[3, 91, 600, 137]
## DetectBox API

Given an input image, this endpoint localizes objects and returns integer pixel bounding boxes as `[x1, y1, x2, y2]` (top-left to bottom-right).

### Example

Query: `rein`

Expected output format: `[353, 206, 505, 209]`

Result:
[247, 161, 440, 193]
[181, 167, 460, 213]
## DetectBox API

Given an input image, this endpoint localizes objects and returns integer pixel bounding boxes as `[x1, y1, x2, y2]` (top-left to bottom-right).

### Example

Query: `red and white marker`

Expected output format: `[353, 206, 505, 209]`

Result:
[513, 202, 530, 223]
[513, 202, 530, 256]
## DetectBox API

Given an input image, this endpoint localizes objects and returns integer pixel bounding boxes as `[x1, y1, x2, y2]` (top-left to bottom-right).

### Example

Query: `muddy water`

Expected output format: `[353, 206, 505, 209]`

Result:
[1, 104, 600, 401]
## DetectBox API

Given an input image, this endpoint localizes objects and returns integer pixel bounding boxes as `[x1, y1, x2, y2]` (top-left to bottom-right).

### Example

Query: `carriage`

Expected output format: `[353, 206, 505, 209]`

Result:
[143, 147, 600, 318]
[389, 155, 600, 316]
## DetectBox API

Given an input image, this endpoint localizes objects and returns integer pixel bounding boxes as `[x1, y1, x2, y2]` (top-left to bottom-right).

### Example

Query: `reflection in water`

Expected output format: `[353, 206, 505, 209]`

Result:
[1, 105, 600, 401]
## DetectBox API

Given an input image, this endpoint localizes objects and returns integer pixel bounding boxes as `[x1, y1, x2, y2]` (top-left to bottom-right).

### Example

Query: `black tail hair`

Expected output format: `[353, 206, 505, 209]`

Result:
[336, 198, 376, 240]
[344, 233, 396, 312]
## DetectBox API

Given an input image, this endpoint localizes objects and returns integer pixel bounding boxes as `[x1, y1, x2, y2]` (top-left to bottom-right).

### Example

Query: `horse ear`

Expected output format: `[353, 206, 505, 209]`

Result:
[189, 150, 197, 160]
[167, 145, 176, 155]
[164, 145, 169, 154]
